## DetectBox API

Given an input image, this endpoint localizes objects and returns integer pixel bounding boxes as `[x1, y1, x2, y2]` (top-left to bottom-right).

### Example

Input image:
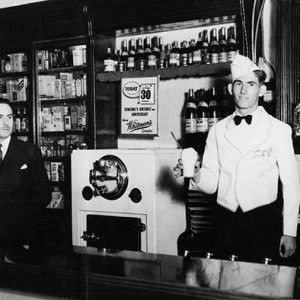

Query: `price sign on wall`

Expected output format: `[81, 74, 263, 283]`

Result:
[121, 76, 158, 136]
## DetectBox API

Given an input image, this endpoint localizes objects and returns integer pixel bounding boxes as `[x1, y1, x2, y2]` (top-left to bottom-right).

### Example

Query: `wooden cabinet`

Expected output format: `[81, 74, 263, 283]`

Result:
[0, 45, 33, 143]
[32, 37, 92, 252]
[277, 0, 300, 152]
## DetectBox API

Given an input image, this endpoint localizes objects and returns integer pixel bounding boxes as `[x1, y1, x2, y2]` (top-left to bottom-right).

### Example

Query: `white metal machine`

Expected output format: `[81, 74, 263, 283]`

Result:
[71, 149, 185, 255]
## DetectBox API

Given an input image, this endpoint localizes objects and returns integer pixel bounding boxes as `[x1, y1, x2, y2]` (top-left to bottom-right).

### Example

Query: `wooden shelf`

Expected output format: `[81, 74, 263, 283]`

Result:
[13, 131, 30, 136]
[40, 96, 87, 105]
[38, 65, 86, 75]
[96, 62, 231, 82]
[9, 101, 29, 106]
[0, 71, 27, 78]
[41, 130, 87, 136]
[43, 156, 69, 162]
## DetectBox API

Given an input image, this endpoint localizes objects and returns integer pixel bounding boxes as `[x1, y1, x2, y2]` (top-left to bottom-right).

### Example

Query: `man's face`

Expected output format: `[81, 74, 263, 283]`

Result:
[228, 72, 266, 113]
[0, 103, 13, 142]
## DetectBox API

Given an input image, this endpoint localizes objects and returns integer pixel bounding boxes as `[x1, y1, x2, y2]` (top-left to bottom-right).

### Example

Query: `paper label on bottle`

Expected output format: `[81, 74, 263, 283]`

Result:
[228, 51, 237, 62]
[197, 118, 208, 132]
[169, 53, 178, 66]
[147, 55, 157, 67]
[104, 59, 115, 72]
[218, 52, 227, 63]
[185, 119, 197, 133]
[127, 57, 135, 68]
[193, 50, 201, 63]
[210, 53, 218, 64]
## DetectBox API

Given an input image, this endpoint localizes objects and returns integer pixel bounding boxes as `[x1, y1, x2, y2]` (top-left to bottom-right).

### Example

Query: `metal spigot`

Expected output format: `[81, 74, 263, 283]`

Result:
[229, 254, 238, 261]
[264, 257, 272, 265]
[205, 252, 214, 259]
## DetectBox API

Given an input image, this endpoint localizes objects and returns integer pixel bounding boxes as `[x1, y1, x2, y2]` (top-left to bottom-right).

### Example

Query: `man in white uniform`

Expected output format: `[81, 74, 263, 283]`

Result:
[175, 54, 300, 263]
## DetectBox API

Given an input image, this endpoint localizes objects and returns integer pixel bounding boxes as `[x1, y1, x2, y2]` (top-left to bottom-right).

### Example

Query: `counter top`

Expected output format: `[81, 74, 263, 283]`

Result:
[0, 246, 298, 299]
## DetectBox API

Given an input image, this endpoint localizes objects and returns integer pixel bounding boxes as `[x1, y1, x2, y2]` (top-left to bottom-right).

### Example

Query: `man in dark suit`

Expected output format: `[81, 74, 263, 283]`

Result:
[0, 99, 51, 262]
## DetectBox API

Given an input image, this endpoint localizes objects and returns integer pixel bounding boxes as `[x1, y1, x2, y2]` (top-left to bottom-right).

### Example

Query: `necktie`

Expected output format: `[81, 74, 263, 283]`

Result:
[0, 144, 2, 164]
[233, 115, 252, 125]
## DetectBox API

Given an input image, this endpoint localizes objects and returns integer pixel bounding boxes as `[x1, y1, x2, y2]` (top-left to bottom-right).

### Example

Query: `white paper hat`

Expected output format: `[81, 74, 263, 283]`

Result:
[230, 54, 261, 81]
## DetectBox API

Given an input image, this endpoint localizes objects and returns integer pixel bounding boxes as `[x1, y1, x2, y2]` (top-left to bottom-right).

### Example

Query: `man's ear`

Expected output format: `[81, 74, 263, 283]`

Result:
[227, 83, 233, 95]
[259, 84, 267, 97]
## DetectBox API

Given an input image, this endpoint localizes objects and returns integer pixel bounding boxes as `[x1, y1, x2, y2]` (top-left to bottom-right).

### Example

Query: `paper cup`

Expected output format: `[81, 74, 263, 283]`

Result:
[181, 148, 198, 178]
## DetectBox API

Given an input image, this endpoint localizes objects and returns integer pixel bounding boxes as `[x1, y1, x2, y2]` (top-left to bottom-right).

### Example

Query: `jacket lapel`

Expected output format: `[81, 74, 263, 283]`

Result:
[224, 115, 244, 153]
[247, 108, 272, 153]
[224, 107, 272, 154]
[0, 138, 20, 171]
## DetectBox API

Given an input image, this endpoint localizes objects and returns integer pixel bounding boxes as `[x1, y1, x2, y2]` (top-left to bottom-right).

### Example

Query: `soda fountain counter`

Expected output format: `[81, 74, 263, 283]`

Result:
[71, 148, 186, 255]
[0, 247, 298, 299]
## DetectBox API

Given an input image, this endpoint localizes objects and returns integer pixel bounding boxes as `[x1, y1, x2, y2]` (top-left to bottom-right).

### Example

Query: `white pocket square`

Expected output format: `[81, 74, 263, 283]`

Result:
[20, 164, 28, 170]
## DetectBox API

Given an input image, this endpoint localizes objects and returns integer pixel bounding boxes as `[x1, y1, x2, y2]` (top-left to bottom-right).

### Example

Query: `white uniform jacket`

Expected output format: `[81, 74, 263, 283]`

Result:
[191, 106, 300, 237]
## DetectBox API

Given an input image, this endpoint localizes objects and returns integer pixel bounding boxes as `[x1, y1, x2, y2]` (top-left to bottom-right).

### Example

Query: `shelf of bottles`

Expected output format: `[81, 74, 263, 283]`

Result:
[37, 44, 88, 210]
[183, 85, 234, 152]
[0, 52, 31, 142]
[97, 25, 237, 82]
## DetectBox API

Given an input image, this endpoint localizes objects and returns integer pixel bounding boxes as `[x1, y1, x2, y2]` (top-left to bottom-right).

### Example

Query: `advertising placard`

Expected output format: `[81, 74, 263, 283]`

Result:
[121, 76, 158, 136]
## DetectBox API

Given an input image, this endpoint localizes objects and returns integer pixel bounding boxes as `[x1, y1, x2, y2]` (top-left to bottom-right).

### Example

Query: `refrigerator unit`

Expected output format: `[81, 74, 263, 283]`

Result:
[71, 149, 185, 255]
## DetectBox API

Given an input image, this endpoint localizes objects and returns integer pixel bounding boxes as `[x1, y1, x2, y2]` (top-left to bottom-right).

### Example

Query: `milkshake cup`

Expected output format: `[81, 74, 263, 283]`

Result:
[181, 148, 198, 178]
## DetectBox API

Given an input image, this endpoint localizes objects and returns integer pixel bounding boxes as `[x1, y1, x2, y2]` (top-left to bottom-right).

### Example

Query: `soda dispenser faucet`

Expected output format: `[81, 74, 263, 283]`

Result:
[82, 155, 129, 200]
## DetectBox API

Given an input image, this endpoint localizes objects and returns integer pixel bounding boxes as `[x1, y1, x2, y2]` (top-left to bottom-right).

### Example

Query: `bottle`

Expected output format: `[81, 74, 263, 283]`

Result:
[135, 38, 145, 71]
[119, 39, 128, 72]
[208, 87, 220, 129]
[165, 43, 172, 68]
[227, 26, 238, 62]
[15, 107, 21, 133]
[218, 27, 228, 63]
[209, 28, 219, 64]
[103, 47, 115, 72]
[150, 36, 160, 68]
[44, 50, 50, 69]
[169, 41, 180, 67]
[261, 80, 276, 116]
[51, 49, 58, 69]
[185, 89, 197, 134]
[201, 30, 209, 64]
[180, 40, 188, 67]
[158, 37, 166, 68]
[294, 103, 300, 137]
[21, 108, 28, 132]
[193, 33, 202, 65]
[219, 86, 232, 119]
[127, 38, 136, 71]
[60, 49, 68, 67]
[196, 89, 209, 134]
[113, 48, 119, 71]
[144, 37, 152, 69]
[187, 39, 195, 65]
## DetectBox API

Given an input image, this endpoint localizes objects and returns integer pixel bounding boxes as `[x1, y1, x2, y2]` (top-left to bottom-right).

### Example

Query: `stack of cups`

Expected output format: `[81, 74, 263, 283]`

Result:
[181, 147, 198, 178]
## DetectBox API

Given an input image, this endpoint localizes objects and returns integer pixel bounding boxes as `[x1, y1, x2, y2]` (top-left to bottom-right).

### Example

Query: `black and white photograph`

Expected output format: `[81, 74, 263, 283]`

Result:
[0, 0, 299, 299]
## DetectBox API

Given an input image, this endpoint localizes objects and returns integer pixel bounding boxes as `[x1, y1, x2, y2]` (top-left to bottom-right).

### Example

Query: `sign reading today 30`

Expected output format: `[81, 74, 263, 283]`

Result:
[121, 76, 158, 136]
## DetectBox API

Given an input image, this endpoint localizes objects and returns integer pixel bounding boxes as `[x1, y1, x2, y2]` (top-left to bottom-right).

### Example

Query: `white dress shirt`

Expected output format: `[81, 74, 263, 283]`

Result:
[0, 135, 11, 160]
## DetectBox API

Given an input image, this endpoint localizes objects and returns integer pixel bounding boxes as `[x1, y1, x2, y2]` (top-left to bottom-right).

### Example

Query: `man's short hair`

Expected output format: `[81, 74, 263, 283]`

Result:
[253, 69, 267, 84]
[0, 98, 11, 106]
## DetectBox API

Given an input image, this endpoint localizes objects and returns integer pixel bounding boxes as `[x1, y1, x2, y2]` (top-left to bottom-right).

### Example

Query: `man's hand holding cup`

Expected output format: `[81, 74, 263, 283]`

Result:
[174, 148, 200, 182]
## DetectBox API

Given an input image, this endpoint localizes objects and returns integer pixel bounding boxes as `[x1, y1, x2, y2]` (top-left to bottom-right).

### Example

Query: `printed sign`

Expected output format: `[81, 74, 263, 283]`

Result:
[121, 76, 158, 136]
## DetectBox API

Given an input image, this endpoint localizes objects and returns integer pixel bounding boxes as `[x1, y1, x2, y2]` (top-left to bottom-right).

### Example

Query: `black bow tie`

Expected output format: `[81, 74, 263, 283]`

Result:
[233, 115, 252, 125]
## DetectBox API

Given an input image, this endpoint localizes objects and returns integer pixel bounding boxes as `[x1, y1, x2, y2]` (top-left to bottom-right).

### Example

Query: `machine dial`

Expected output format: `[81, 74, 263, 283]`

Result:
[129, 188, 142, 203]
[89, 155, 128, 200]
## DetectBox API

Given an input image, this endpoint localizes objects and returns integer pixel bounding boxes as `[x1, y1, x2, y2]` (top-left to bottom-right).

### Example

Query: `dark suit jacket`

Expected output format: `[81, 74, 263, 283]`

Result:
[0, 137, 51, 246]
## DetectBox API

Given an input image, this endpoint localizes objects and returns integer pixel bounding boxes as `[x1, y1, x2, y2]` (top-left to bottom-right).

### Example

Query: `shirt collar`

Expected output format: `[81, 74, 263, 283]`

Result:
[0, 135, 11, 159]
